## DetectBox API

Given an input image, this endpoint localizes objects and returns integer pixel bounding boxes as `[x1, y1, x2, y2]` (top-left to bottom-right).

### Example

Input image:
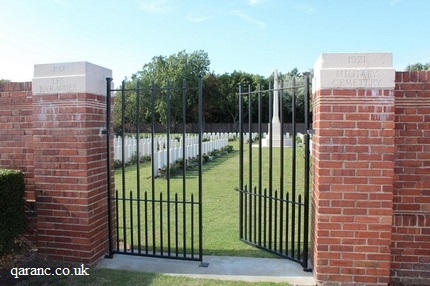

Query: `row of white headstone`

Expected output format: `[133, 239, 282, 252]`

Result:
[113, 133, 238, 162]
[152, 138, 229, 176]
[113, 131, 300, 162]
[114, 133, 241, 176]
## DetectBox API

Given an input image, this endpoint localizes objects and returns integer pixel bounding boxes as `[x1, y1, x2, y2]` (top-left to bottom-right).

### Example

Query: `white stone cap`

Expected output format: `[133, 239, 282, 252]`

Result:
[312, 53, 395, 92]
[33, 61, 112, 95]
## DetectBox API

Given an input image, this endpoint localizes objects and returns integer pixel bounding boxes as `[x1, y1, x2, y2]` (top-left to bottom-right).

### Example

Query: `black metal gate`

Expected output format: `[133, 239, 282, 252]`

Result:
[104, 76, 205, 263]
[237, 73, 312, 270]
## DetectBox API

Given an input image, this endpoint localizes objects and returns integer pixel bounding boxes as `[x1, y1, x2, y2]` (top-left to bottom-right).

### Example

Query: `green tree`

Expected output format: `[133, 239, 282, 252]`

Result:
[202, 72, 222, 123]
[282, 69, 313, 123]
[216, 71, 260, 127]
[405, 62, 430, 71]
[0, 79, 10, 84]
[282, 71, 305, 123]
[287, 67, 300, 77]
[114, 50, 210, 134]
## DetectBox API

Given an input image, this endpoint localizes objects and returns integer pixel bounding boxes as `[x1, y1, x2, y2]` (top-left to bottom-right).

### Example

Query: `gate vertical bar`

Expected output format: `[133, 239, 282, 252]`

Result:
[298, 195, 302, 260]
[268, 81, 273, 193]
[248, 84, 252, 241]
[105, 77, 113, 258]
[150, 81, 156, 255]
[291, 77, 296, 258]
[144, 192, 148, 254]
[182, 79, 187, 257]
[191, 194, 194, 258]
[160, 192, 163, 255]
[257, 84, 262, 246]
[279, 80, 284, 254]
[238, 83, 244, 240]
[136, 81, 142, 254]
[198, 73, 205, 264]
[120, 80, 127, 251]
[175, 193, 179, 256]
[268, 81, 273, 250]
[303, 73, 311, 270]
[285, 192, 289, 254]
[166, 80, 171, 256]
[130, 191, 134, 253]
[116, 190, 119, 251]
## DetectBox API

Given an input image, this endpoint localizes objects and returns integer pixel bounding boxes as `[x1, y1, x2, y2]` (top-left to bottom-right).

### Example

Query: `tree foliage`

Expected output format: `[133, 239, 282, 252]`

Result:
[216, 71, 264, 127]
[405, 62, 430, 71]
[113, 50, 311, 134]
[113, 50, 210, 133]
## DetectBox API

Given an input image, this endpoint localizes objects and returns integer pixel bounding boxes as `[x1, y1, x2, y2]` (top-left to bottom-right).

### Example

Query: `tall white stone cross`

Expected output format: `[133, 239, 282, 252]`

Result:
[260, 70, 292, 147]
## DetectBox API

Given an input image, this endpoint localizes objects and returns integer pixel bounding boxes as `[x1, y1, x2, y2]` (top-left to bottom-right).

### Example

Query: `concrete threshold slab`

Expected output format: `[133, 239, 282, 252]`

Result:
[96, 255, 316, 285]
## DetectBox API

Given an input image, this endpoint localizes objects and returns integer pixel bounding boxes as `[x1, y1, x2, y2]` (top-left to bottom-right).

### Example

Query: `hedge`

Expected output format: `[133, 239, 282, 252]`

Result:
[0, 169, 26, 255]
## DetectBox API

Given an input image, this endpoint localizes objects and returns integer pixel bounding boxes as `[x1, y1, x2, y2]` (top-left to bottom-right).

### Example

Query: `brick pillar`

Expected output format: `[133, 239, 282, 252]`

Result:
[32, 62, 112, 264]
[312, 53, 396, 286]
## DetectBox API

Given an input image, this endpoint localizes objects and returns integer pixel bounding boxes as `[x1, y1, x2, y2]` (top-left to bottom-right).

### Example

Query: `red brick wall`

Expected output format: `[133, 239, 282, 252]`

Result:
[0, 82, 35, 201]
[391, 71, 430, 285]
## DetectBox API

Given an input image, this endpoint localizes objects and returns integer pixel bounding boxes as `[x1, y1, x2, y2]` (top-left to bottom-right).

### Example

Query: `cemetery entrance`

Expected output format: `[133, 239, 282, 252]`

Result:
[237, 73, 312, 270]
[104, 76, 206, 263]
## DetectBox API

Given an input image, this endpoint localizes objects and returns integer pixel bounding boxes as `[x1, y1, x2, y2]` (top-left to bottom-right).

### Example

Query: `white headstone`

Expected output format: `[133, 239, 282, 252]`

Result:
[33, 61, 112, 95]
[312, 53, 395, 93]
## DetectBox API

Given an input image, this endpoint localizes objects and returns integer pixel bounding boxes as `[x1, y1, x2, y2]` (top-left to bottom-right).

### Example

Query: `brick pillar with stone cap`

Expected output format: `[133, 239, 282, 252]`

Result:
[32, 62, 113, 264]
[311, 53, 396, 286]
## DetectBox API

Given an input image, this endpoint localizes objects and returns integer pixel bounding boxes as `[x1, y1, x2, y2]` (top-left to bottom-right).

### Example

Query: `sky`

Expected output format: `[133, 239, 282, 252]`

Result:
[1, 0, 429, 82]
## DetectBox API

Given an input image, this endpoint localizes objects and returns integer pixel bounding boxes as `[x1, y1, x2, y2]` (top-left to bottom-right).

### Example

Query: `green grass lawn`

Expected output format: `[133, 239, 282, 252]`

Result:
[113, 139, 309, 259]
[19, 268, 289, 286]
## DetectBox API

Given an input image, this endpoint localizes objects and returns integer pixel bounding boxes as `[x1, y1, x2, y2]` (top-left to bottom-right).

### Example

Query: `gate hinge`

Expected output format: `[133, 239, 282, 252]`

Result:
[307, 129, 315, 135]
[102, 129, 109, 135]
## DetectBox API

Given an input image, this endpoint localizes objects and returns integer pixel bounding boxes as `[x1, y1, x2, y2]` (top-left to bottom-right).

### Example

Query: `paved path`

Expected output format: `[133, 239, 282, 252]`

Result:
[97, 255, 316, 285]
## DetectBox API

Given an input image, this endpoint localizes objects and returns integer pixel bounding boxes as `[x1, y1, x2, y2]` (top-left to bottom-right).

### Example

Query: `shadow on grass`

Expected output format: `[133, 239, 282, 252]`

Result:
[203, 247, 280, 259]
